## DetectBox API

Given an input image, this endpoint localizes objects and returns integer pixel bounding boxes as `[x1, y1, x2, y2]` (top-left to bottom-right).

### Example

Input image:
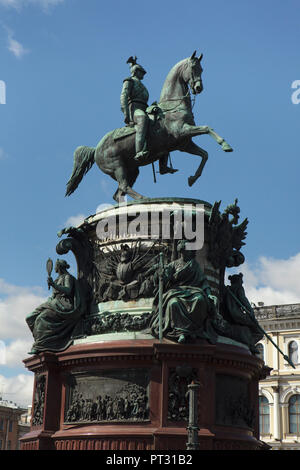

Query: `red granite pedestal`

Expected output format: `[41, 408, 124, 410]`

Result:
[20, 338, 269, 451]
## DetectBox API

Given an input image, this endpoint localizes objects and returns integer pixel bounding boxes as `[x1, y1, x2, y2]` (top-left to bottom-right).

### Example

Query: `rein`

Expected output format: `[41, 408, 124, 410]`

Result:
[158, 61, 200, 113]
[158, 90, 196, 113]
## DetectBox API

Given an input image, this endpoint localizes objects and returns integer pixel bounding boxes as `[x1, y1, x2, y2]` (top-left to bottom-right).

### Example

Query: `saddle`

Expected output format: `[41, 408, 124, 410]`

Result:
[113, 103, 162, 142]
[113, 125, 136, 142]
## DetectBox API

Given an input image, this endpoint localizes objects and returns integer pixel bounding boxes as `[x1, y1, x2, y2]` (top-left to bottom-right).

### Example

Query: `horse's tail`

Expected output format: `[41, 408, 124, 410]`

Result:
[65, 146, 95, 196]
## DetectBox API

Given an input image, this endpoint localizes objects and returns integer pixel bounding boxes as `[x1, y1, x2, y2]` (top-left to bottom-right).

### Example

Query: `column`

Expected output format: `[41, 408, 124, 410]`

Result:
[272, 386, 280, 440]
[272, 334, 279, 371]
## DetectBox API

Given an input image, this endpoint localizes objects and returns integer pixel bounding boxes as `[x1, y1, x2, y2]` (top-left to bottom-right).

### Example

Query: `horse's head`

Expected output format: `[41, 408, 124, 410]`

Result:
[183, 51, 203, 95]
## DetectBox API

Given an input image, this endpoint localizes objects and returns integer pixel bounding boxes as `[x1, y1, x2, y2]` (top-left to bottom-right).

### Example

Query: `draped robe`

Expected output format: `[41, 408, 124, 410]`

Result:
[26, 273, 85, 353]
[150, 258, 217, 343]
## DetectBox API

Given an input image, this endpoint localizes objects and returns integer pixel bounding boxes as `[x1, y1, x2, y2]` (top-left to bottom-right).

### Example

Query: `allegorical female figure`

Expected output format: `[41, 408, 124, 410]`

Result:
[149, 240, 218, 344]
[222, 273, 263, 353]
[26, 259, 86, 354]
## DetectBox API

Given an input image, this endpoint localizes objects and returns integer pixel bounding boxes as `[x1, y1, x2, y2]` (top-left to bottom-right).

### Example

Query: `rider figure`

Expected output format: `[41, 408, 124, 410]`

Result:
[121, 56, 178, 173]
[121, 56, 150, 163]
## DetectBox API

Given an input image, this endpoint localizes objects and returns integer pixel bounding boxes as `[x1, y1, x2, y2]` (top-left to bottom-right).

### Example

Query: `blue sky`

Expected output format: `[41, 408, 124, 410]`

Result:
[0, 0, 300, 405]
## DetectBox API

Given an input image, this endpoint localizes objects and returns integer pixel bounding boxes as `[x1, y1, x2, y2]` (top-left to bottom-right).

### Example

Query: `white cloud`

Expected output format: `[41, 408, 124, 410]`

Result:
[0, 279, 47, 341]
[64, 204, 114, 229]
[229, 252, 300, 306]
[2, 25, 29, 58]
[1, 0, 65, 57]
[0, 280, 46, 406]
[30, 0, 64, 7]
[7, 33, 28, 58]
[4, 339, 33, 366]
[0, 373, 33, 407]
[95, 202, 114, 214]
[0, 0, 64, 10]
[0, 0, 20, 7]
[64, 213, 86, 228]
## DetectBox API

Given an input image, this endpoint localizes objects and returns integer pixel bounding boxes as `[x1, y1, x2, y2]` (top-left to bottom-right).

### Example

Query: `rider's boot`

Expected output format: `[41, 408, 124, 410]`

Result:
[159, 154, 178, 174]
[159, 166, 178, 175]
[133, 114, 150, 163]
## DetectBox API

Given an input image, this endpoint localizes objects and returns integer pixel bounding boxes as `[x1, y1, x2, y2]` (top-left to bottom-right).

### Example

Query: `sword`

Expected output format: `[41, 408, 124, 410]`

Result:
[158, 252, 164, 342]
[152, 162, 157, 183]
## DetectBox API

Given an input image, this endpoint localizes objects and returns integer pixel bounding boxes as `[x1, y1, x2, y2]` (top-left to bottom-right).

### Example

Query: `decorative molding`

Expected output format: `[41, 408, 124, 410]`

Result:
[259, 321, 300, 332]
[84, 311, 151, 335]
[32, 374, 46, 427]
[280, 386, 300, 403]
[55, 438, 152, 451]
[254, 304, 300, 322]
[259, 388, 274, 403]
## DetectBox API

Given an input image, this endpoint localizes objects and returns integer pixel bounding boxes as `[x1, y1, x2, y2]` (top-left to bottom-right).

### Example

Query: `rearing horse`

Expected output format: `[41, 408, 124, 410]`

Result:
[66, 51, 233, 202]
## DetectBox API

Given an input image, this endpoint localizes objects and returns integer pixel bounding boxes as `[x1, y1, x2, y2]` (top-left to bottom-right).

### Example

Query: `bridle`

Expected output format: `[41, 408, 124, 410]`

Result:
[158, 60, 201, 113]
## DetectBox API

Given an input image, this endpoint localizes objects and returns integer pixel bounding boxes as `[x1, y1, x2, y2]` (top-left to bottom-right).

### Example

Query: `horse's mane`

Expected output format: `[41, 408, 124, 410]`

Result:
[166, 58, 189, 77]
[159, 58, 190, 103]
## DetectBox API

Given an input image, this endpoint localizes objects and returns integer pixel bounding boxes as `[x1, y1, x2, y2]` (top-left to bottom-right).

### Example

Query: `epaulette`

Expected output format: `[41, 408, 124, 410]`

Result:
[123, 77, 133, 83]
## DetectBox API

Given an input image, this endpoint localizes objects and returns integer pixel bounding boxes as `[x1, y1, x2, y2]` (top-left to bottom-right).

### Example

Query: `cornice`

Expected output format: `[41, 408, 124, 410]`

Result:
[22, 340, 265, 379]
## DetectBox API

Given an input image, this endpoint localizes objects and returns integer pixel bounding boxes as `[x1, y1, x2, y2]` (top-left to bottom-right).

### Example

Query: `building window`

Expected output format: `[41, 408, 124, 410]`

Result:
[259, 395, 270, 434]
[7, 440, 11, 450]
[8, 420, 12, 432]
[289, 394, 300, 434]
[257, 343, 264, 361]
[0, 419, 3, 431]
[0, 439, 2, 450]
[288, 341, 298, 365]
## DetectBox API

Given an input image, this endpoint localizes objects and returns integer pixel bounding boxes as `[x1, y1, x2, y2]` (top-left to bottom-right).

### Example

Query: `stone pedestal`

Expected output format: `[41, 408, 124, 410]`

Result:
[20, 338, 268, 450]
[20, 197, 270, 450]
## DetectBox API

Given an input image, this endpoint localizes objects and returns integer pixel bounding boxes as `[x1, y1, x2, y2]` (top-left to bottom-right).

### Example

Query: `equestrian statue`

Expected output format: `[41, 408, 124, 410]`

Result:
[65, 51, 233, 202]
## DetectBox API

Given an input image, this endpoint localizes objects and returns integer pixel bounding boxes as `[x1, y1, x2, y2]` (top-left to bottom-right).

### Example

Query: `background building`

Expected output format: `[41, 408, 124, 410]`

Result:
[0, 399, 29, 450]
[18, 406, 31, 447]
[255, 303, 300, 450]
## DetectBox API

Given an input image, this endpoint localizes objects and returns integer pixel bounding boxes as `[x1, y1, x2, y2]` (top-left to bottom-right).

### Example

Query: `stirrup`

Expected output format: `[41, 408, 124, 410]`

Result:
[160, 166, 178, 175]
[134, 150, 150, 162]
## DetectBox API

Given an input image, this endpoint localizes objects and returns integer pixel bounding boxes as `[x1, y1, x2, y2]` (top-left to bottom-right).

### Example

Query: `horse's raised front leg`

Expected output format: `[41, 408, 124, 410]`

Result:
[182, 124, 233, 152]
[178, 140, 208, 186]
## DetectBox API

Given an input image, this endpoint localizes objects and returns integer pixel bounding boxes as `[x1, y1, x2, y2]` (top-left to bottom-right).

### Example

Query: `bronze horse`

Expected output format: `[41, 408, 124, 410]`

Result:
[66, 52, 233, 202]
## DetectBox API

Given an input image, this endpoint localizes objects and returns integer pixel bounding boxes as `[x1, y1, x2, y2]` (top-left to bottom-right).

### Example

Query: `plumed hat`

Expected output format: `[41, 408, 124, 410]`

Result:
[127, 56, 147, 75]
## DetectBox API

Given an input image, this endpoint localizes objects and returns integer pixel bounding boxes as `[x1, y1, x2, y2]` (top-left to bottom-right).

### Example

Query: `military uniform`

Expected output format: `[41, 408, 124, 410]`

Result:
[120, 58, 150, 162]
[120, 57, 178, 173]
